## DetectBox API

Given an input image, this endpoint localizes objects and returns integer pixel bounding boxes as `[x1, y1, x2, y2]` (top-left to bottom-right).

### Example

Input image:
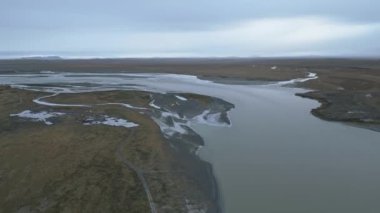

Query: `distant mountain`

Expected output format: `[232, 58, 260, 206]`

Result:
[20, 56, 63, 60]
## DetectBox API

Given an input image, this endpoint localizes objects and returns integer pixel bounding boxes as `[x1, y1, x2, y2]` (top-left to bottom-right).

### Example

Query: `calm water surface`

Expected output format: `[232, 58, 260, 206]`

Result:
[193, 86, 380, 213]
[1, 73, 379, 213]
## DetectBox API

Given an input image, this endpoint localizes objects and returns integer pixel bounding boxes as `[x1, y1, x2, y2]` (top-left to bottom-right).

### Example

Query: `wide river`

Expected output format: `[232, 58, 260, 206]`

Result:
[1, 72, 380, 213]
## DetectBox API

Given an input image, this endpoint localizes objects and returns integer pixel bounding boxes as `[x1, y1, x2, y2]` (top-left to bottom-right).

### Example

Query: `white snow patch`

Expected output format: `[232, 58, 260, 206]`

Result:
[149, 100, 161, 109]
[84, 116, 138, 128]
[194, 145, 203, 155]
[347, 111, 365, 114]
[10, 110, 65, 125]
[40, 70, 55, 74]
[185, 199, 207, 213]
[153, 111, 188, 136]
[152, 117, 188, 137]
[34, 93, 89, 107]
[191, 110, 231, 127]
[271, 66, 277, 70]
[276, 72, 318, 85]
[161, 111, 181, 119]
[153, 109, 231, 139]
[97, 102, 147, 110]
[175, 95, 188, 101]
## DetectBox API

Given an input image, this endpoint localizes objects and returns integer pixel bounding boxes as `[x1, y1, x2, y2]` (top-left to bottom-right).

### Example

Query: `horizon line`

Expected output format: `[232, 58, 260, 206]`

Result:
[0, 54, 380, 60]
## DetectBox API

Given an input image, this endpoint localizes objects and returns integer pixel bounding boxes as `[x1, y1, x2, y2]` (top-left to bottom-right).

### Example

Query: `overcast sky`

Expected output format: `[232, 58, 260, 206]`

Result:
[1, 0, 380, 57]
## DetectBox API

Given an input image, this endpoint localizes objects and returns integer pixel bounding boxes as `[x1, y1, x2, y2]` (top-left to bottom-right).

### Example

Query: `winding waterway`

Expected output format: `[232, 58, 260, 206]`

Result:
[1, 72, 380, 213]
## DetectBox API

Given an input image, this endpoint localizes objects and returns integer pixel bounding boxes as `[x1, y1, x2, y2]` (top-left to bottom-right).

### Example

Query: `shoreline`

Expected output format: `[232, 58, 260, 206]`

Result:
[0, 58, 379, 211]
[296, 91, 380, 132]
[0, 84, 231, 212]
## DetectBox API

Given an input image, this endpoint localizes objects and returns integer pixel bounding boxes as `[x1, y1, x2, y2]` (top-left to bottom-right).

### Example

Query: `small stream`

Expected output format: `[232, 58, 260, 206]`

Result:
[1, 72, 380, 213]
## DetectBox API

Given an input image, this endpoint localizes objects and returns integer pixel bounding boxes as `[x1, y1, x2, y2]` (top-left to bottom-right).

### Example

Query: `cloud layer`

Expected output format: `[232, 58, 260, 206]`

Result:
[1, 0, 380, 57]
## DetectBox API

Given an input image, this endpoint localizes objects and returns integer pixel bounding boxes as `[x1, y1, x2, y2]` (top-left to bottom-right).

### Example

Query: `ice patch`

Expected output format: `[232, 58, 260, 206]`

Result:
[276, 72, 318, 86]
[84, 116, 138, 128]
[161, 111, 181, 119]
[337, 87, 345, 91]
[10, 110, 65, 125]
[191, 110, 231, 127]
[33, 93, 90, 107]
[36, 87, 75, 93]
[194, 145, 203, 155]
[152, 112, 188, 137]
[97, 102, 147, 110]
[347, 111, 365, 114]
[40, 70, 55, 74]
[175, 95, 188, 101]
[152, 108, 232, 140]
[149, 100, 161, 109]
[152, 118, 188, 137]
[185, 199, 207, 213]
[361, 118, 376, 122]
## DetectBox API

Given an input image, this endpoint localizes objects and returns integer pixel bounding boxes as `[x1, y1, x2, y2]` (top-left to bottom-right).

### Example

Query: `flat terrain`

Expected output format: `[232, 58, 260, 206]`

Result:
[1, 58, 379, 130]
[0, 58, 379, 212]
[0, 87, 220, 212]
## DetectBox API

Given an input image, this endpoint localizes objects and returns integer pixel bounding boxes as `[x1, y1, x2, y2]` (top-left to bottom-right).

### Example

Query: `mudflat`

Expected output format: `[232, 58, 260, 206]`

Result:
[0, 58, 379, 212]
[0, 86, 228, 212]
[1, 58, 379, 130]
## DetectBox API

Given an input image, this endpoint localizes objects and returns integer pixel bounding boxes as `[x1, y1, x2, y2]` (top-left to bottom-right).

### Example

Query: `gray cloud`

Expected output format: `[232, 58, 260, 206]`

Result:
[2, 0, 379, 29]
[1, 0, 380, 57]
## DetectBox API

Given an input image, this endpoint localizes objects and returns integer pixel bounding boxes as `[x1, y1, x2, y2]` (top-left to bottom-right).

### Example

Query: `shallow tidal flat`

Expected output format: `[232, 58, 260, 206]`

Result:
[0, 86, 230, 212]
[0, 67, 379, 213]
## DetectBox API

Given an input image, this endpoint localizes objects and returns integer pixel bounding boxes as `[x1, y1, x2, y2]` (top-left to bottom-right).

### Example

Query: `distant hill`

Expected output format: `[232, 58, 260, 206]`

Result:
[20, 56, 63, 60]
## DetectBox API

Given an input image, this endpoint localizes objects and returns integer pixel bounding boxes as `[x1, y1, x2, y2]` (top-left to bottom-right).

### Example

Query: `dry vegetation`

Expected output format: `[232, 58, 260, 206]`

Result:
[0, 87, 214, 212]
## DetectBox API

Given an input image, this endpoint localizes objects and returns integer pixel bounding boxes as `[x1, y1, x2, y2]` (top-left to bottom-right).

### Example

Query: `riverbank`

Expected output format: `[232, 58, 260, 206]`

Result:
[1, 58, 379, 132]
[0, 58, 379, 212]
[0, 85, 232, 212]
[296, 65, 380, 132]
